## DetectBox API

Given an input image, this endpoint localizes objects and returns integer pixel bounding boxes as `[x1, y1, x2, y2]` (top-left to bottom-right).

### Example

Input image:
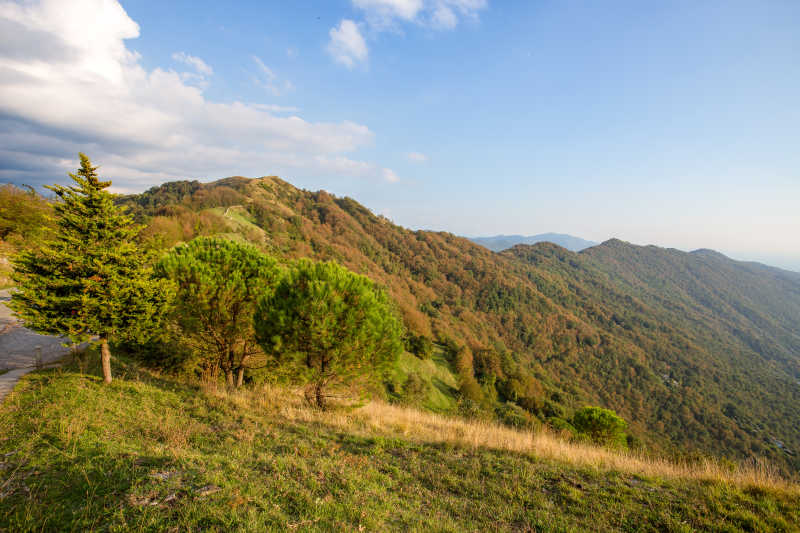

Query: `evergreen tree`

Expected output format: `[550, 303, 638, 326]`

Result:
[254, 259, 403, 409]
[572, 406, 628, 448]
[155, 237, 281, 387]
[10, 154, 172, 383]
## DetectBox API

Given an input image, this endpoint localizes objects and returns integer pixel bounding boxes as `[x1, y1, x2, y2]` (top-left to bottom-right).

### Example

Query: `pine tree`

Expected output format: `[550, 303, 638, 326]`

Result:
[254, 259, 403, 409]
[10, 153, 172, 383]
[155, 237, 281, 387]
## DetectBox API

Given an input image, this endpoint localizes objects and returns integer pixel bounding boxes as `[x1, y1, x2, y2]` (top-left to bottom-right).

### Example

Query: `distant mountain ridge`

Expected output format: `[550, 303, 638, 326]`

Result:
[470, 233, 598, 252]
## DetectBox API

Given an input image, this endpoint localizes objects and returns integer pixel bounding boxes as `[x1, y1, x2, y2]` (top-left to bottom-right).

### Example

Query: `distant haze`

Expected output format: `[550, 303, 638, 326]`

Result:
[470, 234, 598, 253]
[469, 233, 800, 273]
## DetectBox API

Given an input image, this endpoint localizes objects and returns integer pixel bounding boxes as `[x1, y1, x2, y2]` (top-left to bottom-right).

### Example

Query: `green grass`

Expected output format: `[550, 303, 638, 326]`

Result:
[1, 359, 798, 532]
[390, 349, 459, 412]
[209, 206, 263, 233]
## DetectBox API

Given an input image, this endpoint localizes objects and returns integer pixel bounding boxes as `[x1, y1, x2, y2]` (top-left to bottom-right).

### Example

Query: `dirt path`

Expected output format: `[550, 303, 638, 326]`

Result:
[0, 290, 73, 402]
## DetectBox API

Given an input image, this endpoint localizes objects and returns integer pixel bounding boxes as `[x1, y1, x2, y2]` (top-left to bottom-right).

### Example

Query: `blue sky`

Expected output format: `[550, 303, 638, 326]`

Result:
[1, 1, 799, 270]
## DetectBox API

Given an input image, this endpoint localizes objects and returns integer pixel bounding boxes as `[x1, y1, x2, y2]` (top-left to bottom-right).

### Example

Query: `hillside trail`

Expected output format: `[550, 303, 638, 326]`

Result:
[0, 289, 74, 403]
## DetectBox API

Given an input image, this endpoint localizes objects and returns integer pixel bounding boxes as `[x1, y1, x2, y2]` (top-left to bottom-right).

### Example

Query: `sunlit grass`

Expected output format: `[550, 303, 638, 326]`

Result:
[1, 358, 798, 531]
[219, 383, 796, 493]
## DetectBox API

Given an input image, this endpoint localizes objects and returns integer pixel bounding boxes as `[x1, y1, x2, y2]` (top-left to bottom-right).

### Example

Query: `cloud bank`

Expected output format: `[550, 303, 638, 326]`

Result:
[0, 0, 398, 191]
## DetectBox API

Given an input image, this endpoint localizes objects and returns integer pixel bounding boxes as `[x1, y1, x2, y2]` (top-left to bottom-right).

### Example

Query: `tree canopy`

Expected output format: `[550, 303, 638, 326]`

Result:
[572, 406, 628, 448]
[255, 259, 403, 408]
[155, 236, 281, 387]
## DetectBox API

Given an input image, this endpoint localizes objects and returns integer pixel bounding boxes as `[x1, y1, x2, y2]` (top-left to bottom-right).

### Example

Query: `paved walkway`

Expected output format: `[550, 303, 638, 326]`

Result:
[0, 290, 73, 402]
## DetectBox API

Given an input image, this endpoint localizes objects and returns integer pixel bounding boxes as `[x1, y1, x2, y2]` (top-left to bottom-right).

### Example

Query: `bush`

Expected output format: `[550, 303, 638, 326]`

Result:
[547, 416, 577, 438]
[401, 373, 428, 404]
[496, 402, 536, 429]
[498, 372, 545, 412]
[405, 334, 434, 359]
[572, 406, 628, 448]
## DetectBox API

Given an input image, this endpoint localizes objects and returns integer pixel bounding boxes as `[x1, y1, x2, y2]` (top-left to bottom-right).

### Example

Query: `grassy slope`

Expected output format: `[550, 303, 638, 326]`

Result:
[1, 360, 798, 532]
[390, 349, 459, 412]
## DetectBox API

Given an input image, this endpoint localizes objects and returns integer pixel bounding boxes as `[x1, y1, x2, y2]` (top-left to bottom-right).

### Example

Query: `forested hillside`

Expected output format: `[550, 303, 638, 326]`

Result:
[117, 176, 800, 475]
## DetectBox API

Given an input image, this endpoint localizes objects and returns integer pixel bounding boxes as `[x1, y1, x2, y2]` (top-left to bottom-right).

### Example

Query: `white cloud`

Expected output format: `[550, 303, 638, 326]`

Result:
[252, 55, 293, 96]
[327, 0, 486, 67]
[326, 19, 368, 69]
[382, 168, 400, 183]
[171, 51, 213, 75]
[407, 151, 428, 162]
[253, 103, 301, 114]
[353, 0, 424, 25]
[0, 0, 398, 190]
[353, 0, 486, 30]
[430, 4, 458, 29]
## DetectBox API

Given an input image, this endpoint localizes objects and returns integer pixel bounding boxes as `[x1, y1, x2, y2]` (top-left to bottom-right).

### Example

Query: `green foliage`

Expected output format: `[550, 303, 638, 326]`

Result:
[255, 259, 403, 408]
[155, 237, 281, 386]
[497, 371, 545, 413]
[405, 333, 434, 359]
[547, 416, 577, 437]
[572, 406, 628, 448]
[0, 184, 53, 287]
[392, 372, 428, 405]
[457, 374, 484, 404]
[496, 401, 536, 429]
[0, 184, 52, 244]
[9, 154, 172, 381]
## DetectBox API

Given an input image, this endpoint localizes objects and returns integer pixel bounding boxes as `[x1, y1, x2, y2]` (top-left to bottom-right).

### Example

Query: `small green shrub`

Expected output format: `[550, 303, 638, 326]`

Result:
[572, 406, 628, 448]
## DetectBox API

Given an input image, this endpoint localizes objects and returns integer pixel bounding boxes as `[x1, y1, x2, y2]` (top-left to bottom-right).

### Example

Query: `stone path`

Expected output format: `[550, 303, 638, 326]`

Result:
[0, 289, 73, 402]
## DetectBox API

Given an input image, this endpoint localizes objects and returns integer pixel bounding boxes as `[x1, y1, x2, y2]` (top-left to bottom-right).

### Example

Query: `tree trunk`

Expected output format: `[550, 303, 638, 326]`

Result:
[225, 369, 235, 389]
[100, 338, 112, 384]
[236, 366, 245, 388]
[315, 381, 325, 410]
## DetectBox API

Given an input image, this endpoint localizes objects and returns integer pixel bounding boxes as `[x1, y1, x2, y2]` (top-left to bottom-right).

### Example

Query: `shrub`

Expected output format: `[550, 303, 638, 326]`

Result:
[496, 402, 535, 429]
[572, 406, 628, 448]
[498, 372, 545, 412]
[547, 417, 577, 438]
[406, 333, 434, 359]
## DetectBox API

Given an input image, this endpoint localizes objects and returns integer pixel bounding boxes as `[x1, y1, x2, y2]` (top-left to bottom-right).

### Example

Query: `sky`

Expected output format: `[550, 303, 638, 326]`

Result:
[1, 0, 799, 270]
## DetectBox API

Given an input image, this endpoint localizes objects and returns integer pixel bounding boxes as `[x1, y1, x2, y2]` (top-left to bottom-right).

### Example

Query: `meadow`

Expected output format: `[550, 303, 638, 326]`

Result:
[1, 353, 798, 532]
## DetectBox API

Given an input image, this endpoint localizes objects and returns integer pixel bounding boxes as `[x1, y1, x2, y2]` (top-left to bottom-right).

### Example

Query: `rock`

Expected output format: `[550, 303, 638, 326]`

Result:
[195, 484, 220, 497]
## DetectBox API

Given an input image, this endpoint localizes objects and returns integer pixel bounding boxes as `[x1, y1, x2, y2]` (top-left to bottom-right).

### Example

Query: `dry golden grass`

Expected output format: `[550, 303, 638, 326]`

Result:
[209, 383, 798, 493]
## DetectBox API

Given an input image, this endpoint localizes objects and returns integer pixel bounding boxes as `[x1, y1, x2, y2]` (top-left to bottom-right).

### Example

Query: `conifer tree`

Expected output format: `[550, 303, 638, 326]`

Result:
[10, 154, 172, 384]
[155, 237, 281, 387]
[255, 259, 403, 409]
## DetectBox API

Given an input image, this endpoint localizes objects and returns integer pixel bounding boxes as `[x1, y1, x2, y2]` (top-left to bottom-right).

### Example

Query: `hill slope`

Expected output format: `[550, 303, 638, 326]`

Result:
[118, 176, 800, 474]
[1, 360, 798, 532]
[471, 233, 598, 252]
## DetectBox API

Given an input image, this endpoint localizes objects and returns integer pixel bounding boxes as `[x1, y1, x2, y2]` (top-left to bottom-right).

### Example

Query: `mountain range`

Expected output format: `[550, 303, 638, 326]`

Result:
[118, 176, 800, 475]
[470, 233, 598, 252]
